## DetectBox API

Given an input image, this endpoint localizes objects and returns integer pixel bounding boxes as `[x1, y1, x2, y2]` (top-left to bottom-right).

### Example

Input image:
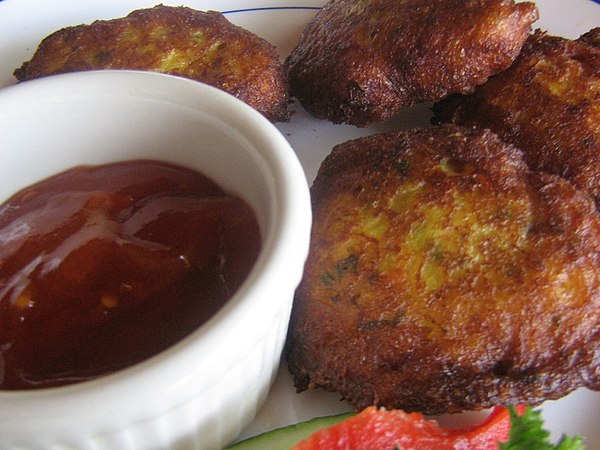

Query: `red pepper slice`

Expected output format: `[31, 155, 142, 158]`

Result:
[292, 405, 526, 450]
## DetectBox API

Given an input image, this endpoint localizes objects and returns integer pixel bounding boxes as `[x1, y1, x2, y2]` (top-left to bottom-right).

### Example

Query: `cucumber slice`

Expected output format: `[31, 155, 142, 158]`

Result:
[227, 412, 354, 450]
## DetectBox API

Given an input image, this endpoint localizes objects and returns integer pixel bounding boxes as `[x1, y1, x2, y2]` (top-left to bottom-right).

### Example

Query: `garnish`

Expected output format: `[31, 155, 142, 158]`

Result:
[500, 406, 584, 450]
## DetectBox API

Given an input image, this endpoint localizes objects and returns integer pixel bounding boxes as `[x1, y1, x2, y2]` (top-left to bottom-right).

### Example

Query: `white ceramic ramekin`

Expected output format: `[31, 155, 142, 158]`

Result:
[0, 70, 311, 449]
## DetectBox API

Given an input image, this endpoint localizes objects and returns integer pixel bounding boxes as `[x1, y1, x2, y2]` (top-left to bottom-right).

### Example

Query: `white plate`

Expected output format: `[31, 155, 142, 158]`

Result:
[0, 0, 599, 448]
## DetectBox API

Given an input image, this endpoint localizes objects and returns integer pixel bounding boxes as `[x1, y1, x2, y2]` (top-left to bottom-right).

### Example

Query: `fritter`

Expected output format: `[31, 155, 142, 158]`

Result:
[285, 0, 538, 126]
[286, 125, 600, 415]
[579, 27, 600, 48]
[13, 5, 288, 122]
[433, 29, 600, 204]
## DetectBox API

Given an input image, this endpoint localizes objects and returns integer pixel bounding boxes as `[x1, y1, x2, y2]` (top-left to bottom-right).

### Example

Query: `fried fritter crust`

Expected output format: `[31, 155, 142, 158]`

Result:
[285, 0, 538, 126]
[579, 27, 600, 48]
[286, 125, 600, 415]
[433, 29, 600, 203]
[13, 5, 288, 122]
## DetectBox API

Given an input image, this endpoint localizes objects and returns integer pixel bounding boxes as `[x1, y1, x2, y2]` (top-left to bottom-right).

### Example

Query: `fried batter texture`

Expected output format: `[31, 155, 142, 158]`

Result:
[13, 5, 288, 122]
[285, 0, 538, 126]
[433, 29, 600, 203]
[286, 125, 600, 415]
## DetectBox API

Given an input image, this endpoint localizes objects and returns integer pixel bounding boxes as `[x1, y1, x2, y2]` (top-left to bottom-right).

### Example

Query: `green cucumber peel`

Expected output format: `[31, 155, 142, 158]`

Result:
[227, 412, 354, 450]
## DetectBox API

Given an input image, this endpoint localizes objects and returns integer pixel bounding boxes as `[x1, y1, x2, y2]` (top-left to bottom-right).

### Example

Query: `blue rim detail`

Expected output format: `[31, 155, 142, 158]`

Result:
[221, 6, 321, 14]
[217, 2, 600, 11]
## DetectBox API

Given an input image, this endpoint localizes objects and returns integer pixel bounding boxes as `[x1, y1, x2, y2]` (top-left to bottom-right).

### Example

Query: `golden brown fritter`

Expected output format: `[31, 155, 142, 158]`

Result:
[285, 0, 538, 126]
[13, 5, 288, 122]
[433, 29, 600, 203]
[579, 27, 600, 48]
[286, 125, 600, 415]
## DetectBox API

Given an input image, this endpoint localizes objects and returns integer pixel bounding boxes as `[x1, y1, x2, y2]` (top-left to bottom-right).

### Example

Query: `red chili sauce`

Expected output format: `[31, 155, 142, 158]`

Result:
[0, 160, 261, 390]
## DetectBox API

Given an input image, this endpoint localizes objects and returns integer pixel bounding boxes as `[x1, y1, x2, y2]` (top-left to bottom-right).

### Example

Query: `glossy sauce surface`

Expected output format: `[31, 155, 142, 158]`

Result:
[0, 160, 261, 389]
